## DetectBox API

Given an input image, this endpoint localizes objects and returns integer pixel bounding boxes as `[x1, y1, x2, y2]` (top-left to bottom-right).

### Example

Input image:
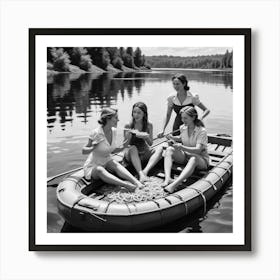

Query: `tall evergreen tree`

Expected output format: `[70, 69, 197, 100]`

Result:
[106, 47, 124, 69]
[141, 54, 146, 67]
[119, 47, 126, 60]
[87, 47, 110, 70]
[134, 47, 142, 67]
[50, 48, 71, 71]
[123, 47, 135, 68]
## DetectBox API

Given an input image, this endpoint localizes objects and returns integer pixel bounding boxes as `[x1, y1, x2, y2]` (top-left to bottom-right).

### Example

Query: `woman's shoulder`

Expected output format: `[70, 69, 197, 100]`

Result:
[179, 124, 187, 131]
[167, 94, 176, 101]
[196, 125, 207, 134]
[147, 122, 153, 131]
[167, 94, 176, 107]
[91, 125, 102, 134]
[89, 126, 104, 140]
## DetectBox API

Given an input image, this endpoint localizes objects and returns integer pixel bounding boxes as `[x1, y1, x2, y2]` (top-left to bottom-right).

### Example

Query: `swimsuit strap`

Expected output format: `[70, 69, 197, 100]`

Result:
[172, 103, 194, 114]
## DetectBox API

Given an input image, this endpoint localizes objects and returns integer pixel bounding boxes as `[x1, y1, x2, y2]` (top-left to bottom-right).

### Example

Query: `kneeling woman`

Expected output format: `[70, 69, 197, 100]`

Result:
[82, 108, 144, 191]
[124, 102, 154, 183]
[143, 106, 209, 193]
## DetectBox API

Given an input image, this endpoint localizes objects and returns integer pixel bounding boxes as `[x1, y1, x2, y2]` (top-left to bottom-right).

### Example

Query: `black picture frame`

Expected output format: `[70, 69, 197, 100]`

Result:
[29, 28, 251, 251]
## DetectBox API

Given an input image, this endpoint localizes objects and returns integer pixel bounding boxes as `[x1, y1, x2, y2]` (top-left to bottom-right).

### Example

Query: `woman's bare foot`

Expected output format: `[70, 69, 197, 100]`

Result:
[160, 178, 174, 187]
[134, 180, 145, 189]
[142, 169, 148, 177]
[139, 171, 150, 183]
[123, 181, 137, 192]
[164, 181, 178, 194]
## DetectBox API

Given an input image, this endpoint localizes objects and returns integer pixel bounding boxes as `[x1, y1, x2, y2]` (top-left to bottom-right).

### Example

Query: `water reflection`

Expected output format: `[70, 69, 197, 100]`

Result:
[47, 72, 148, 131]
[47, 70, 232, 133]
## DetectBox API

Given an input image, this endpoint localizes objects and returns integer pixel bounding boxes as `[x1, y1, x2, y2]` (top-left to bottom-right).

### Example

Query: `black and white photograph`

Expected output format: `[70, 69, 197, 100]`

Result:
[30, 28, 250, 250]
[3, 0, 280, 278]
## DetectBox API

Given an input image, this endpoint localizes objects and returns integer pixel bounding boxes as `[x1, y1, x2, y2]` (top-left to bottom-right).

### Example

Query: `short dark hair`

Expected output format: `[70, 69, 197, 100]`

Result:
[172, 73, 190, 91]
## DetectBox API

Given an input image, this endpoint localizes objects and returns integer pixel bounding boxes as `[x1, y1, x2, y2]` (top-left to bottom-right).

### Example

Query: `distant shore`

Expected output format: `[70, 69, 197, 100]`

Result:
[152, 67, 233, 72]
[47, 63, 151, 77]
[47, 62, 233, 77]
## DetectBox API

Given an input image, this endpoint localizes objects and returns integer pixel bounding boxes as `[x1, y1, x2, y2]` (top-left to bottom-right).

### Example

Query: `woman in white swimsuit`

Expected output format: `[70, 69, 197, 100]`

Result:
[82, 108, 144, 191]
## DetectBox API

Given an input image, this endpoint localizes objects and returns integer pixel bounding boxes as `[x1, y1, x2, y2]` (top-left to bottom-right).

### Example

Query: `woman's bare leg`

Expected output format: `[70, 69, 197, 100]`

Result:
[165, 156, 197, 193]
[126, 146, 149, 183]
[92, 166, 136, 191]
[106, 160, 144, 188]
[142, 146, 164, 176]
[161, 146, 175, 187]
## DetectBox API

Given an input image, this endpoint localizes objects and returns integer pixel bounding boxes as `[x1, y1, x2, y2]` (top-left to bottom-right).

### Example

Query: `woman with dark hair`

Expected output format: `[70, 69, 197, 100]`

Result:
[82, 108, 144, 191]
[143, 106, 209, 193]
[124, 102, 154, 183]
[158, 73, 210, 136]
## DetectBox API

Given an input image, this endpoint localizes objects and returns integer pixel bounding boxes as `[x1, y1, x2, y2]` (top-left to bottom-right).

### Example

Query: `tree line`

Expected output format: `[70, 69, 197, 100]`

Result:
[47, 47, 148, 72]
[47, 47, 233, 72]
[145, 50, 233, 69]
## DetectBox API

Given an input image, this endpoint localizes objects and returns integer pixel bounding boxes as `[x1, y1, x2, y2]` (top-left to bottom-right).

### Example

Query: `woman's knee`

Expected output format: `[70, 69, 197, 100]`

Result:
[128, 145, 138, 154]
[95, 166, 106, 174]
[164, 146, 175, 157]
[188, 156, 198, 165]
[155, 146, 164, 153]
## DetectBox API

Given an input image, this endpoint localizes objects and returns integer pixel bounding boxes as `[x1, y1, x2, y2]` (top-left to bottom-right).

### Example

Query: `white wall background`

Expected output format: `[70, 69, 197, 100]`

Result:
[0, 0, 279, 279]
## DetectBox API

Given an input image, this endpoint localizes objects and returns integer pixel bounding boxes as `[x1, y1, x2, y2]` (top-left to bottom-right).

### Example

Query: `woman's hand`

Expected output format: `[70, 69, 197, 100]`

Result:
[172, 143, 182, 150]
[157, 131, 165, 138]
[166, 134, 175, 140]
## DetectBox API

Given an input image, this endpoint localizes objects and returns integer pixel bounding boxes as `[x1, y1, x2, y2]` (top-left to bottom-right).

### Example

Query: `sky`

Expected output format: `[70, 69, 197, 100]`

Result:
[141, 47, 232, 57]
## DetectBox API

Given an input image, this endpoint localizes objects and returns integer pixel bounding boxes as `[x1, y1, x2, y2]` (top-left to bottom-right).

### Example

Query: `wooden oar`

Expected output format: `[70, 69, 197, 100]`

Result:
[47, 166, 83, 183]
[47, 128, 181, 183]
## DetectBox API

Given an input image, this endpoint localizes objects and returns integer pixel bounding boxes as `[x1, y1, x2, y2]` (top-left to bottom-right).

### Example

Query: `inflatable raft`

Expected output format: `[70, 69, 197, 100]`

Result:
[56, 134, 232, 232]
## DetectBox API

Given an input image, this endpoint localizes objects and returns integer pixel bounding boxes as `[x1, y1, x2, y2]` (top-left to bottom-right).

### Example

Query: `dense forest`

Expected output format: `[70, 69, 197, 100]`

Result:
[47, 47, 233, 72]
[145, 50, 233, 69]
[47, 47, 148, 72]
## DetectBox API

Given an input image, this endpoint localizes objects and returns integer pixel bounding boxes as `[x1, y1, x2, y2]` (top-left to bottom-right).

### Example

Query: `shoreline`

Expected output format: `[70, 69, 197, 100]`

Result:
[152, 67, 233, 72]
[47, 64, 232, 77]
[47, 63, 151, 76]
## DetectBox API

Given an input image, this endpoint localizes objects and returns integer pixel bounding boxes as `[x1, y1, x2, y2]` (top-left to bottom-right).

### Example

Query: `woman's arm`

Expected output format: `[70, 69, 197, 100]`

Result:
[173, 142, 205, 155]
[158, 105, 173, 137]
[145, 123, 153, 146]
[166, 134, 181, 143]
[112, 138, 129, 154]
[123, 124, 132, 142]
[82, 138, 95, 154]
[197, 102, 210, 120]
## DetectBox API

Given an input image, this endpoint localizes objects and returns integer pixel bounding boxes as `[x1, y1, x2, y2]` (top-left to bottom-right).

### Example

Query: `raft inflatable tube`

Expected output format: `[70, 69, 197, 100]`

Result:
[57, 134, 233, 232]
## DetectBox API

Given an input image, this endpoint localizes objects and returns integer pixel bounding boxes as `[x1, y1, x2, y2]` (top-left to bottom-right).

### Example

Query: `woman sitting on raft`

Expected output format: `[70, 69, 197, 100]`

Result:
[82, 108, 144, 191]
[142, 106, 209, 193]
[124, 102, 154, 183]
[158, 73, 210, 137]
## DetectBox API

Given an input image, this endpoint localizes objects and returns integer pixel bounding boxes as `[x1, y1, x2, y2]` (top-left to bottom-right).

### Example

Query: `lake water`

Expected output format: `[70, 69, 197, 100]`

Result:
[47, 69, 233, 233]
